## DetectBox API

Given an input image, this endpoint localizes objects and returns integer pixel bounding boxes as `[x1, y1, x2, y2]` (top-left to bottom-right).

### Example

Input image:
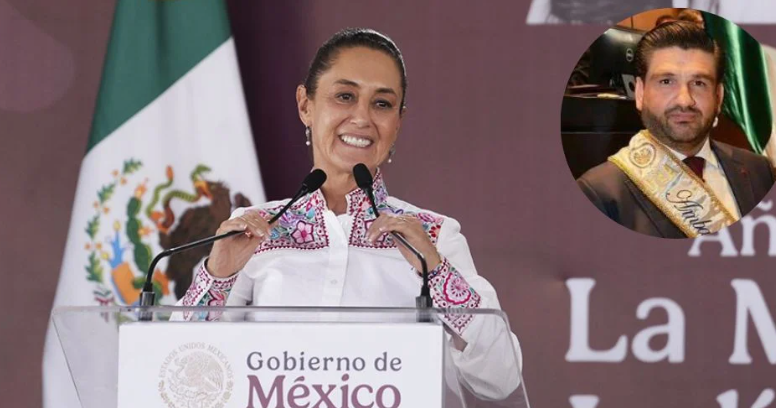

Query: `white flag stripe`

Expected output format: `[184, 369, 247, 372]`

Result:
[44, 38, 264, 407]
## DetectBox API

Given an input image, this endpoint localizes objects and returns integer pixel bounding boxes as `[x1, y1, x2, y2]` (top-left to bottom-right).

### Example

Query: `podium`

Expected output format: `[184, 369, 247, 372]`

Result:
[52, 306, 529, 407]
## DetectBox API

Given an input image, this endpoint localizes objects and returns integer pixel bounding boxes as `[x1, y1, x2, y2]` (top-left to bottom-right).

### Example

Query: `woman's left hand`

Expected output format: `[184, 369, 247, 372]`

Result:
[366, 213, 442, 273]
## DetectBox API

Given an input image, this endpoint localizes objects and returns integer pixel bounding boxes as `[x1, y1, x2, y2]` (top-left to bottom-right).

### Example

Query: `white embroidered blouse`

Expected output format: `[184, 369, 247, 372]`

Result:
[177, 172, 523, 398]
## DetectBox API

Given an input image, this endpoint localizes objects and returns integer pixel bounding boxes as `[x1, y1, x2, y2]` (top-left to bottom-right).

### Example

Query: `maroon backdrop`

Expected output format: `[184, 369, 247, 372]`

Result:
[2, 1, 775, 407]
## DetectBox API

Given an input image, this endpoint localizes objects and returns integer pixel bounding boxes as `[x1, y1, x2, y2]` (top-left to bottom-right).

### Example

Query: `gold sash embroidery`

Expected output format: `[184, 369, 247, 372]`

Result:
[608, 130, 737, 237]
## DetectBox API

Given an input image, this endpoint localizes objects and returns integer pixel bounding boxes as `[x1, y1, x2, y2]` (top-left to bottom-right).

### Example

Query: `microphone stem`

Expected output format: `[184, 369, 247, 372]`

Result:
[363, 188, 431, 309]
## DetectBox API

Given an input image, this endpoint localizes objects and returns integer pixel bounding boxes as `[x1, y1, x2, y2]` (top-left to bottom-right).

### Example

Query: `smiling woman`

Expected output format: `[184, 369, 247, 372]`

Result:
[296, 41, 404, 215]
[174, 28, 524, 400]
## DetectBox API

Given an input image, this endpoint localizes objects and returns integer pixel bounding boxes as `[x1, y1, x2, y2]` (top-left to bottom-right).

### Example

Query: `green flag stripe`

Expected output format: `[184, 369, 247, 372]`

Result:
[704, 12, 773, 153]
[87, 0, 232, 153]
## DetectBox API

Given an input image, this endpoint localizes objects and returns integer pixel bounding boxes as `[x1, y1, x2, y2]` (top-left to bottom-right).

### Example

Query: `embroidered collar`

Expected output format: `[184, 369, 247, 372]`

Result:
[345, 169, 389, 217]
[295, 169, 389, 217]
[253, 169, 443, 253]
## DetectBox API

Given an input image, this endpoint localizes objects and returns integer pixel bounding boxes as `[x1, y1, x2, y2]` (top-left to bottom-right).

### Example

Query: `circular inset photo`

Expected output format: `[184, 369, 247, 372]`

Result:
[561, 8, 776, 238]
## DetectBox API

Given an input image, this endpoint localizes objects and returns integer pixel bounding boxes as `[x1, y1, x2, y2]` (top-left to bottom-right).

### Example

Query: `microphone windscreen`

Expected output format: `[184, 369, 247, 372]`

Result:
[353, 163, 373, 189]
[303, 169, 327, 192]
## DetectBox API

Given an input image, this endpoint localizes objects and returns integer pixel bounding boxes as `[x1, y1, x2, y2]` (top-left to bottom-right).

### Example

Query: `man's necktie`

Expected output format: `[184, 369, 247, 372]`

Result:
[683, 156, 705, 181]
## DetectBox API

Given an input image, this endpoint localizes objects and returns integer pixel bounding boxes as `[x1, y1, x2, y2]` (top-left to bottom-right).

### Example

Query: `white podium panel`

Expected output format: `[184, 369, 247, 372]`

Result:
[117, 322, 444, 408]
[52, 306, 529, 407]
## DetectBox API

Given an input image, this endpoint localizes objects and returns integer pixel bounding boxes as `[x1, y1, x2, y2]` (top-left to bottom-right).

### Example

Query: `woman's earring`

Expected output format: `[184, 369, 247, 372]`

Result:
[388, 145, 396, 164]
[713, 116, 719, 128]
[305, 127, 312, 146]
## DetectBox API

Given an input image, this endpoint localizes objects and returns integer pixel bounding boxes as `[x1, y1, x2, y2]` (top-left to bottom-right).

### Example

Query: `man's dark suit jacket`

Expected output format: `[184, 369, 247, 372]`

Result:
[577, 141, 776, 238]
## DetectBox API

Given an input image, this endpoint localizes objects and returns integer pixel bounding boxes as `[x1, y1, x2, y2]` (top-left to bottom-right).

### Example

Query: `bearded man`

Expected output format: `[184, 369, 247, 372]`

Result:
[577, 20, 775, 238]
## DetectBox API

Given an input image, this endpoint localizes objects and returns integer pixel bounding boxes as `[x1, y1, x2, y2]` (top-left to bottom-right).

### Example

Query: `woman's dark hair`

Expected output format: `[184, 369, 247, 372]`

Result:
[634, 20, 725, 83]
[303, 28, 407, 111]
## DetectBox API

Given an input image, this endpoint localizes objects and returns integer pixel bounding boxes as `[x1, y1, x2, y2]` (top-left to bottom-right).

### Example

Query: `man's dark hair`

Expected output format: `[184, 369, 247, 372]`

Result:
[634, 20, 725, 83]
[303, 28, 407, 111]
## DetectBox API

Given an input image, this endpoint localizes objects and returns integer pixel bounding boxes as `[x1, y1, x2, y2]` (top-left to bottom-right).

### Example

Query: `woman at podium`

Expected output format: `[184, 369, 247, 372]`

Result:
[177, 28, 522, 399]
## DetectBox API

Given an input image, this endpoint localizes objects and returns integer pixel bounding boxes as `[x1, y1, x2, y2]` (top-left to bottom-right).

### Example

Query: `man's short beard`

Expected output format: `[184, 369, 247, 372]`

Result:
[641, 107, 715, 153]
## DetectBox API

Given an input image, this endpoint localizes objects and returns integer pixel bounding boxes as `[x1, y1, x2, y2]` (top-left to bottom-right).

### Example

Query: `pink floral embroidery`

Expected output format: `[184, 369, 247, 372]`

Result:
[181, 263, 237, 321]
[253, 193, 329, 254]
[203, 289, 227, 321]
[350, 209, 444, 249]
[292, 221, 315, 244]
[346, 172, 445, 249]
[206, 289, 226, 307]
[443, 273, 473, 305]
[416, 212, 439, 224]
[429, 259, 481, 334]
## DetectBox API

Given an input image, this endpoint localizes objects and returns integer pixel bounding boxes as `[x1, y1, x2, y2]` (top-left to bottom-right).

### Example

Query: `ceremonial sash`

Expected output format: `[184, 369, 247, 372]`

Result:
[608, 130, 737, 237]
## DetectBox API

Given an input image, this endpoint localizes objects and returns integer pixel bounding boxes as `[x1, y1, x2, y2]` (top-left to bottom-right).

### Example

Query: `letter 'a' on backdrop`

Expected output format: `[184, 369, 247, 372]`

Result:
[560, 8, 776, 239]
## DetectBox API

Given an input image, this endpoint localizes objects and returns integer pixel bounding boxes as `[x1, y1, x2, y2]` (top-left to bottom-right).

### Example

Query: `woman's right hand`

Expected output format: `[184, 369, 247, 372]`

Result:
[207, 210, 271, 278]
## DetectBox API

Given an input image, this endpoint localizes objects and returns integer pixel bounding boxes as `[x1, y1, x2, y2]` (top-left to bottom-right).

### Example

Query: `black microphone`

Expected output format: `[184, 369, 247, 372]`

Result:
[138, 169, 327, 316]
[352, 164, 433, 312]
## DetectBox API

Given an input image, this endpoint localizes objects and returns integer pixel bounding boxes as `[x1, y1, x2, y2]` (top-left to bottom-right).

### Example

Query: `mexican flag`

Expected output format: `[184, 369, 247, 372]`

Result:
[42, 0, 264, 406]
[761, 45, 776, 163]
[703, 12, 776, 164]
